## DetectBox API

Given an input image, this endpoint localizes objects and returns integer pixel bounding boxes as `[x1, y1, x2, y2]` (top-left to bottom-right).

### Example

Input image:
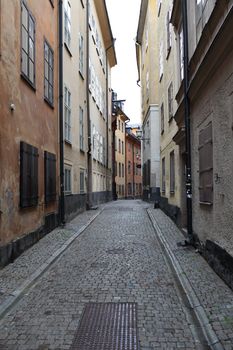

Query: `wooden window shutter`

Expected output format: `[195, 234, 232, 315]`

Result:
[44, 151, 56, 204]
[20, 141, 38, 208]
[199, 122, 213, 203]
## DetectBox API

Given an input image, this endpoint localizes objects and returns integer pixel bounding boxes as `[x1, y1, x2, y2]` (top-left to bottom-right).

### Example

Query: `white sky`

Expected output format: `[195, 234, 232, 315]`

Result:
[106, 0, 142, 125]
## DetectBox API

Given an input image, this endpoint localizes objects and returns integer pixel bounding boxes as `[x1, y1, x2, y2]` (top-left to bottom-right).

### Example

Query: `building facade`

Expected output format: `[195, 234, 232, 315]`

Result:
[0, 0, 59, 266]
[63, 0, 116, 219]
[125, 127, 142, 198]
[171, 0, 233, 288]
[136, 0, 160, 202]
[114, 106, 129, 199]
[157, 0, 184, 225]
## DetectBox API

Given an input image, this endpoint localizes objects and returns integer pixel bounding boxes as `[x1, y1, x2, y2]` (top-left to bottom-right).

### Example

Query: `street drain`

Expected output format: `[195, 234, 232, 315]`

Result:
[106, 248, 125, 255]
[70, 302, 139, 350]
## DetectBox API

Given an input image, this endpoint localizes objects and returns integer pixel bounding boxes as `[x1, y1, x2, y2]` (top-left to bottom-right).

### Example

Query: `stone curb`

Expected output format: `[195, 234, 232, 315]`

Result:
[0, 209, 102, 322]
[147, 208, 224, 350]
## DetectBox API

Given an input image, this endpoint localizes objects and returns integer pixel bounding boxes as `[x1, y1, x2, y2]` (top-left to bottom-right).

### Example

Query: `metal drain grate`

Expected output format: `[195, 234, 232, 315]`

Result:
[70, 302, 139, 350]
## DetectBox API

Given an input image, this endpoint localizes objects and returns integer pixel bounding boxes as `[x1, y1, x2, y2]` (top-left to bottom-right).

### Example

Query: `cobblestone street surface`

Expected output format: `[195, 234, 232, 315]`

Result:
[0, 200, 233, 349]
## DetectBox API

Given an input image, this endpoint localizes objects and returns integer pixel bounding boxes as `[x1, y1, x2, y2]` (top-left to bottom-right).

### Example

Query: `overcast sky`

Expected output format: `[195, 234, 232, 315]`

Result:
[106, 0, 142, 125]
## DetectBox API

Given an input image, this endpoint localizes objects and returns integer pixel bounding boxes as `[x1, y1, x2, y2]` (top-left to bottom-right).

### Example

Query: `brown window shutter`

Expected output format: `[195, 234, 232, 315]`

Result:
[199, 122, 213, 204]
[20, 141, 38, 208]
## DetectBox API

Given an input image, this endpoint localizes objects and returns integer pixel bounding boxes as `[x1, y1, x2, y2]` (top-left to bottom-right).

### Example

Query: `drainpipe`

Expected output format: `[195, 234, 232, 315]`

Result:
[182, 0, 193, 244]
[86, 0, 92, 209]
[59, 0, 65, 225]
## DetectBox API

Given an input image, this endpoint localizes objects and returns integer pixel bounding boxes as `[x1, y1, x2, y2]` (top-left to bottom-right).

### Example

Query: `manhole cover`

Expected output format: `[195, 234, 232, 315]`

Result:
[70, 302, 139, 350]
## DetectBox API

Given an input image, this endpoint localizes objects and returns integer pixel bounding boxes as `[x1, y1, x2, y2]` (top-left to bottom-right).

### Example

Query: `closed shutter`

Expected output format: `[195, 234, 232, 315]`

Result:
[20, 141, 38, 208]
[44, 151, 56, 204]
[199, 122, 213, 203]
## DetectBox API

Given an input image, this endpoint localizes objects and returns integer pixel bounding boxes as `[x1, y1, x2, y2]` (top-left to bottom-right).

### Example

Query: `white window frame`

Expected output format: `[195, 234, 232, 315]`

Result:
[159, 42, 164, 80]
[64, 0, 71, 49]
[79, 33, 84, 76]
[80, 169, 85, 193]
[64, 166, 72, 194]
[64, 86, 72, 143]
[79, 106, 84, 151]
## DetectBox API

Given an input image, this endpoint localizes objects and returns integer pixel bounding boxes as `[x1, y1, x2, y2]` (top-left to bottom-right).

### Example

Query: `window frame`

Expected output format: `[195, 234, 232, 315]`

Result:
[64, 165, 72, 194]
[79, 32, 84, 78]
[64, 86, 72, 143]
[170, 151, 175, 194]
[44, 39, 54, 107]
[79, 106, 84, 151]
[64, 0, 71, 51]
[21, 1, 36, 89]
[80, 169, 85, 193]
[168, 82, 173, 121]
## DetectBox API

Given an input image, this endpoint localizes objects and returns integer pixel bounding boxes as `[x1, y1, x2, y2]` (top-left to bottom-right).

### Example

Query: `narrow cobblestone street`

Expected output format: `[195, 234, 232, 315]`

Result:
[0, 200, 233, 350]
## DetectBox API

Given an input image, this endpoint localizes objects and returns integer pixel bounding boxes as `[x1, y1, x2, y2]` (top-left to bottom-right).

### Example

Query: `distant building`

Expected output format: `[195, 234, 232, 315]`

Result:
[0, 0, 59, 266]
[113, 101, 129, 199]
[136, 0, 161, 202]
[125, 128, 142, 198]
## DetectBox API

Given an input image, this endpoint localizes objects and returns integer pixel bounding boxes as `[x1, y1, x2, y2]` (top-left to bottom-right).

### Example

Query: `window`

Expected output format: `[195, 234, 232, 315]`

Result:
[80, 169, 85, 193]
[64, 166, 71, 194]
[115, 161, 117, 176]
[170, 151, 175, 193]
[44, 40, 54, 106]
[128, 183, 132, 195]
[122, 141, 124, 154]
[159, 42, 164, 80]
[179, 27, 184, 81]
[161, 103, 164, 134]
[64, 86, 71, 143]
[122, 122, 124, 132]
[20, 141, 38, 208]
[79, 106, 84, 151]
[122, 164, 124, 178]
[199, 122, 213, 204]
[119, 163, 121, 177]
[158, 0, 162, 16]
[118, 120, 121, 130]
[44, 151, 56, 203]
[64, 0, 71, 49]
[128, 161, 131, 174]
[21, 2, 35, 86]
[118, 139, 121, 153]
[168, 83, 173, 121]
[145, 29, 148, 50]
[166, 11, 172, 55]
[146, 71, 149, 97]
[79, 33, 84, 76]
[115, 136, 117, 151]
[162, 157, 166, 194]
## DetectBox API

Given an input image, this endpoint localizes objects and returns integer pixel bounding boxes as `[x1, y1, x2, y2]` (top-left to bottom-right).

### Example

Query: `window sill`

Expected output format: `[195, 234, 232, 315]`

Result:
[168, 116, 173, 123]
[64, 42, 72, 57]
[21, 73, 36, 91]
[159, 73, 163, 83]
[79, 71, 85, 80]
[65, 139, 72, 146]
[199, 201, 213, 206]
[44, 97, 54, 109]
[166, 47, 171, 60]
[65, 192, 72, 196]
[80, 148, 85, 154]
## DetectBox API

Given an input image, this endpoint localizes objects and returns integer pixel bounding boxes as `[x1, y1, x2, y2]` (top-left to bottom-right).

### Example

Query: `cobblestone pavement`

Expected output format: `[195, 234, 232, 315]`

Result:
[148, 208, 233, 350]
[0, 200, 232, 349]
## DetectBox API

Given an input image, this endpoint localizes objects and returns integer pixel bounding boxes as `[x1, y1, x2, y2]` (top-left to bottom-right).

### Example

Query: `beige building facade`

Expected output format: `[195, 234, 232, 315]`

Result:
[171, 0, 233, 288]
[63, 0, 116, 219]
[157, 0, 184, 225]
[136, 0, 160, 202]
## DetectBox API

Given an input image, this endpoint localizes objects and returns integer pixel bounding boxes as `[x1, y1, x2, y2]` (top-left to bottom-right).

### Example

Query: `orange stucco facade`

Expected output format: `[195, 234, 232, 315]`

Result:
[0, 1, 59, 251]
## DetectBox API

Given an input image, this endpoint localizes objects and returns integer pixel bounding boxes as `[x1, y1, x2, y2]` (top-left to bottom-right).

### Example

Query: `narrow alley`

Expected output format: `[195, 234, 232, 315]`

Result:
[0, 200, 233, 350]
